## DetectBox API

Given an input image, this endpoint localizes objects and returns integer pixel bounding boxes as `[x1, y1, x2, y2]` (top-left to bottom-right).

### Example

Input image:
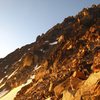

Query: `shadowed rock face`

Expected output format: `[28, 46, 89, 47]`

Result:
[0, 4, 100, 100]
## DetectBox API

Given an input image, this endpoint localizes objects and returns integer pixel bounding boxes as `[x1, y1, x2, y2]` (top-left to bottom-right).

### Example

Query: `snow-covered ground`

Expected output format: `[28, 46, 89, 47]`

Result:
[5, 65, 9, 69]
[40, 49, 45, 53]
[34, 64, 41, 70]
[45, 40, 49, 43]
[0, 89, 9, 98]
[45, 97, 51, 100]
[0, 78, 4, 84]
[28, 48, 31, 51]
[49, 41, 58, 45]
[7, 68, 18, 79]
[0, 75, 35, 100]
[0, 75, 8, 84]
[0, 75, 8, 88]
[0, 83, 6, 89]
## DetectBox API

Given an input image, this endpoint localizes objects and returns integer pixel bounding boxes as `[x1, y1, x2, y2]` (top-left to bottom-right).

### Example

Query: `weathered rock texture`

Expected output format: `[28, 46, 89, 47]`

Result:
[0, 4, 100, 100]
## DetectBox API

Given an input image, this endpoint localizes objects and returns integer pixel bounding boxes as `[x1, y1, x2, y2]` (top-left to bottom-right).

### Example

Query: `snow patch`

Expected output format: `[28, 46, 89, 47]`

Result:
[40, 49, 45, 53]
[18, 57, 23, 62]
[40, 49, 43, 51]
[0, 83, 5, 88]
[5, 65, 9, 69]
[5, 75, 8, 78]
[0, 78, 4, 84]
[34, 65, 41, 70]
[45, 97, 51, 100]
[0, 75, 35, 100]
[7, 68, 18, 79]
[30, 75, 35, 79]
[23, 53, 26, 56]
[4, 71, 6, 74]
[0, 75, 8, 88]
[0, 75, 8, 84]
[28, 48, 31, 51]
[49, 41, 58, 45]
[0, 89, 9, 98]
[45, 41, 49, 43]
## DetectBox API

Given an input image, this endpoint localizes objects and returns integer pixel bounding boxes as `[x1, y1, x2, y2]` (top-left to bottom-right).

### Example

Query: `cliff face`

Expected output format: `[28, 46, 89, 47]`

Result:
[0, 5, 100, 100]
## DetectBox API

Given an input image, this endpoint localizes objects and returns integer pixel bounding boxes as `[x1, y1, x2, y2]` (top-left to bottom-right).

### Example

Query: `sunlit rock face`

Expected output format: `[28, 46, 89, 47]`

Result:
[22, 53, 34, 67]
[0, 4, 100, 100]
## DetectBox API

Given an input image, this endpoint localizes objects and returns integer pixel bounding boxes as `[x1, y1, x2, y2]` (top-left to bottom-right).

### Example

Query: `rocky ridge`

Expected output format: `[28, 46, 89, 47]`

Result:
[0, 4, 100, 100]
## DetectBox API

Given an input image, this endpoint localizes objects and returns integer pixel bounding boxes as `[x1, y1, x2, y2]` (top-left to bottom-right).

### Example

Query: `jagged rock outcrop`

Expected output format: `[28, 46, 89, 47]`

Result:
[0, 4, 100, 100]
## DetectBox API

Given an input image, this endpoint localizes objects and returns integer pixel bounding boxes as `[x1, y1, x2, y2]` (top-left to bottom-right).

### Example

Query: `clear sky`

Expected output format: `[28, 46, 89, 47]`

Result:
[0, 0, 99, 58]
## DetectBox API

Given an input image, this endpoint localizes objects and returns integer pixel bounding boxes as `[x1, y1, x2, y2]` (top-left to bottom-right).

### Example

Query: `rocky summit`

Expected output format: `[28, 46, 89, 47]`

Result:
[0, 5, 100, 100]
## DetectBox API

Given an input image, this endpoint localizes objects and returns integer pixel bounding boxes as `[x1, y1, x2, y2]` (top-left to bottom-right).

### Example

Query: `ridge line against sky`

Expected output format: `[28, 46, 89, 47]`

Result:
[0, 0, 99, 58]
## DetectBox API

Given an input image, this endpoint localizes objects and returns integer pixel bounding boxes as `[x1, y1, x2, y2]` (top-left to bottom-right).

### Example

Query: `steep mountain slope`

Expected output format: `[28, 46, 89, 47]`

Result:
[0, 5, 100, 100]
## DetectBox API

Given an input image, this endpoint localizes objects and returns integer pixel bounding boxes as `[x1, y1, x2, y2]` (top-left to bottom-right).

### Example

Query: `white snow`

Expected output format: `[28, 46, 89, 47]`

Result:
[0, 89, 9, 98]
[18, 59, 21, 62]
[28, 48, 31, 51]
[25, 79, 32, 84]
[5, 75, 8, 78]
[7, 68, 18, 79]
[45, 97, 51, 100]
[49, 41, 58, 45]
[40, 49, 43, 51]
[30, 75, 35, 79]
[0, 75, 35, 100]
[4, 71, 6, 74]
[12, 62, 17, 66]
[45, 41, 49, 43]
[0, 83, 5, 89]
[0, 75, 8, 88]
[5, 65, 9, 69]
[18, 57, 23, 62]
[0, 78, 4, 84]
[0, 86, 22, 100]
[23, 53, 26, 56]
[34, 65, 41, 70]
[27, 75, 35, 83]
[40, 49, 45, 53]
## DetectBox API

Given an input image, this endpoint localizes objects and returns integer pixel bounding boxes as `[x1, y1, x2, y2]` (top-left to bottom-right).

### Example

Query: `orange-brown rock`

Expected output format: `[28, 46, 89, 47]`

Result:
[22, 53, 34, 67]
[72, 71, 86, 80]
[0, 5, 99, 100]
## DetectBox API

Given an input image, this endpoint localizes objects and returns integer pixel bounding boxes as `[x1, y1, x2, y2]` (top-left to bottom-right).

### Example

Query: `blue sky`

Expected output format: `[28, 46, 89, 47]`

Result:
[0, 0, 99, 58]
